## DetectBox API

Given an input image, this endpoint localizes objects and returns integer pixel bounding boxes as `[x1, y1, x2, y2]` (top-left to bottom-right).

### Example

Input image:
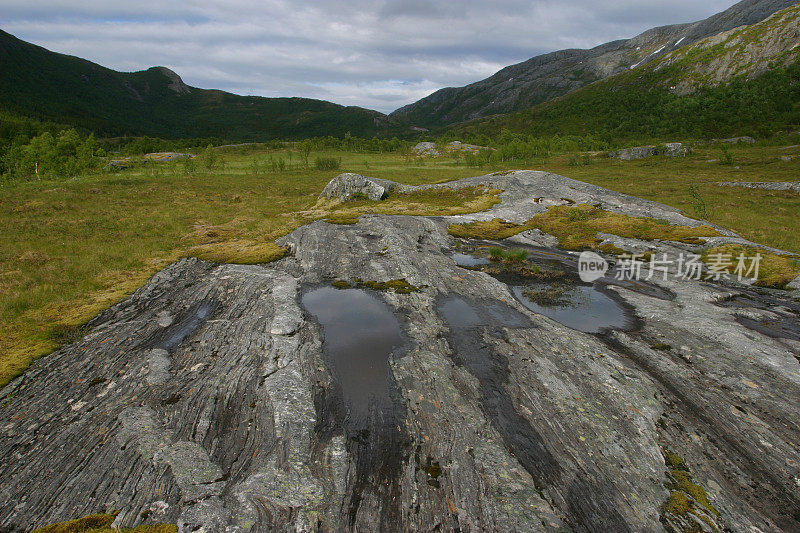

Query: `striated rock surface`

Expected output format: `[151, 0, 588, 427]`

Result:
[1, 171, 799, 532]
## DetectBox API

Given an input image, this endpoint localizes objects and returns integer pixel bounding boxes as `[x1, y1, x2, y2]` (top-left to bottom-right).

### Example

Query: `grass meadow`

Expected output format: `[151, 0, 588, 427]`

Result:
[1, 141, 798, 386]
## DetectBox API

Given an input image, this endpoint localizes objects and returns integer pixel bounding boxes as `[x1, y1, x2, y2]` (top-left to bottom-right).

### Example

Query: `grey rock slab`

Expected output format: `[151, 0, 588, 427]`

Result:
[1, 172, 799, 531]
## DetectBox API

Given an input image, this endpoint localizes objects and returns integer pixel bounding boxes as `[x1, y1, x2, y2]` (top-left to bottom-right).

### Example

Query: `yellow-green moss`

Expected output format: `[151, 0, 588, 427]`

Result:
[189, 240, 289, 265]
[527, 204, 721, 251]
[33, 513, 176, 533]
[447, 218, 527, 240]
[664, 450, 685, 468]
[664, 491, 692, 515]
[313, 186, 503, 226]
[661, 450, 720, 523]
[359, 278, 420, 294]
[331, 280, 351, 289]
[702, 244, 799, 289]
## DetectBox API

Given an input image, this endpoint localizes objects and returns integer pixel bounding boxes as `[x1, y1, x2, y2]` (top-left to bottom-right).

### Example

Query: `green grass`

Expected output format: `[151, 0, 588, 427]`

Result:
[1, 143, 798, 388]
[0, 148, 517, 387]
[540, 144, 800, 254]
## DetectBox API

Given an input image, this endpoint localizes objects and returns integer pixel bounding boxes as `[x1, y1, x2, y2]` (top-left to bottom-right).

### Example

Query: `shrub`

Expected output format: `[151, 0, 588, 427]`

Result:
[314, 156, 341, 171]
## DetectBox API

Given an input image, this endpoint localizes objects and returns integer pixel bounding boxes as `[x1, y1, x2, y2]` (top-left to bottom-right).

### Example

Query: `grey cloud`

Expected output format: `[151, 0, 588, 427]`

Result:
[0, 0, 739, 113]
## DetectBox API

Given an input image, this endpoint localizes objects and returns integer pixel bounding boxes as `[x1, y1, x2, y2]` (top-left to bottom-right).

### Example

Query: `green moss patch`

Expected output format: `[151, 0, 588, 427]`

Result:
[355, 278, 420, 294]
[660, 450, 720, 532]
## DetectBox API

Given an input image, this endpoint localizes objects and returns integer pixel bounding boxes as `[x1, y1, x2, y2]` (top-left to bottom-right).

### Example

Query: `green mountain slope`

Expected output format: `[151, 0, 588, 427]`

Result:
[0, 30, 386, 140]
[390, 0, 798, 129]
[451, 3, 800, 141]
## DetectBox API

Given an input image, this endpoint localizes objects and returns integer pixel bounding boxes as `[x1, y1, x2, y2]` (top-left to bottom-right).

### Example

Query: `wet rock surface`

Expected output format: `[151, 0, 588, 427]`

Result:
[1, 171, 799, 532]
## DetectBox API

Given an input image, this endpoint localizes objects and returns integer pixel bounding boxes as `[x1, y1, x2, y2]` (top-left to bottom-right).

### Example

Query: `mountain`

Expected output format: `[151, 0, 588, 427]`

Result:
[0, 29, 386, 140]
[451, 3, 800, 140]
[390, 0, 799, 129]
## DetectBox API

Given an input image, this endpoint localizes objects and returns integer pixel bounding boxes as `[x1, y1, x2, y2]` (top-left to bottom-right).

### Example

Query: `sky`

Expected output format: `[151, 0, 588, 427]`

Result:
[0, 0, 739, 114]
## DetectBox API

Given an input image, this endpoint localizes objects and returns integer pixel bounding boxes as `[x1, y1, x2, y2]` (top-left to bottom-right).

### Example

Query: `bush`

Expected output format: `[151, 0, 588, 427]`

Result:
[314, 156, 341, 171]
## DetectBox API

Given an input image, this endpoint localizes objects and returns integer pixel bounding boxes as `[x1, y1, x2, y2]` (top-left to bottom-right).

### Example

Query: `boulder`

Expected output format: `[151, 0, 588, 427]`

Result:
[717, 136, 756, 144]
[320, 173, 402, 201]
[411, 142, 441, 157]
[143, 152, 192, 162]
[444, 141, 486, 154]
[609, 142, 688, 160]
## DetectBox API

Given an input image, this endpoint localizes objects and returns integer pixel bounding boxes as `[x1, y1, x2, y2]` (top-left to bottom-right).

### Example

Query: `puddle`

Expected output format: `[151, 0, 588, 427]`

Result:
[450, 245, 640, 333]
[436, 295, 636, 529]
[449, 252, 490, 267]
[301, 286, 408, 524]
[511, 285, 634, 334]
[302, 286, 406, 419]
[436, 296, 559, 483]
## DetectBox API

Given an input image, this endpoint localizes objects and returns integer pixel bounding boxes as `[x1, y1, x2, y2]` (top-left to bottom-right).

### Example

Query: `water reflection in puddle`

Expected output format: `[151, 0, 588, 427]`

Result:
[450, 245, 638, 333]
[511, 285, 633, 333]
[302, 285, 409, 524]
[449, 252, 490, 267]
[301, 286, 406, 418]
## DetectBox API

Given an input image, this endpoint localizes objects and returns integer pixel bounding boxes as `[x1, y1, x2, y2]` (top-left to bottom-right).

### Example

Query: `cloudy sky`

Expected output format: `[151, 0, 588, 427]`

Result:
[1, 0, 738, 113]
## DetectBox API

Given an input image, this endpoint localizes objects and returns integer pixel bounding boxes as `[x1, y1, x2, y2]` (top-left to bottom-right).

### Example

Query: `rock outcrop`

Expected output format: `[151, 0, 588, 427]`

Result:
[718, 181, 800, 192]
[411, 142, 441, 157]
[319, 173, 405, 201]
[609, 143, 688, 160]
[412, 142, 488, 158]
[1, 171, 799, 532]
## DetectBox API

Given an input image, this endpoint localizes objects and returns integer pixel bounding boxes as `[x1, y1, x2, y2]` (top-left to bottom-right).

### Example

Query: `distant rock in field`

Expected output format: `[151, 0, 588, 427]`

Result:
[320, 173, 405, 201]
[411, 142, 441, 157]
[715, 136, 756, 144]
[144, 152, 192, 162]
[609, 142, 688, 160]
[103, 157, 135, 171]
[779, 155, 797, 162]
[718, 181, 800, 193]
[444, 141, 486, 154]
[412, 141, 488, 157]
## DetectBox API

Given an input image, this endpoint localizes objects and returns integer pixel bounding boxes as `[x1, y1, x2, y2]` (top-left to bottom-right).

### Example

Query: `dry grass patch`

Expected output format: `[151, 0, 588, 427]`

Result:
[702, 244, 799, 288]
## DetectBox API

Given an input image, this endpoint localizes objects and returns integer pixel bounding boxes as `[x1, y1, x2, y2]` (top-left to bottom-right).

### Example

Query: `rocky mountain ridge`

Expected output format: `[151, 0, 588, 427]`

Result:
[390, 0, 799, 128]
